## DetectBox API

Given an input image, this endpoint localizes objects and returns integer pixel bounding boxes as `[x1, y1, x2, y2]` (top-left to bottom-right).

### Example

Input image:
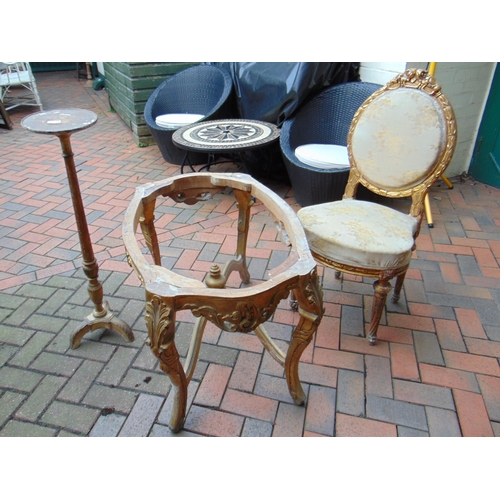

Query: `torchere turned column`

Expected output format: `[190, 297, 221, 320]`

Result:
[22, 109, 134, 349]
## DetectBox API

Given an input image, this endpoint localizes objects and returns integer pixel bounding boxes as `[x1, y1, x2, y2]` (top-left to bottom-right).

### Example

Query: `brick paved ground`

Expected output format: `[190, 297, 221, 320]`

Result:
[1, 70, 500, 437]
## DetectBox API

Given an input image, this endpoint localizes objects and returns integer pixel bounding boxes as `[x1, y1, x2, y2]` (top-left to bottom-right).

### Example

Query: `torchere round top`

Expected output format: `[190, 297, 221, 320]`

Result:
[21, 109, 97, 135]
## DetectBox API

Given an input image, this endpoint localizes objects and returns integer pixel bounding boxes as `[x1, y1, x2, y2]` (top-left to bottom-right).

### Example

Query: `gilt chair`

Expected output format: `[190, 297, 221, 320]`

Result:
[0, 62, 43, 111]
[297, 69, 457, 345]
[144, 65, 234, 166]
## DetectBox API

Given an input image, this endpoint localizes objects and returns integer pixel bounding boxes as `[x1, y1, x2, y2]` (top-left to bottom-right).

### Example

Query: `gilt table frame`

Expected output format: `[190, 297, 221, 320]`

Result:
[122, 172, 323, 432]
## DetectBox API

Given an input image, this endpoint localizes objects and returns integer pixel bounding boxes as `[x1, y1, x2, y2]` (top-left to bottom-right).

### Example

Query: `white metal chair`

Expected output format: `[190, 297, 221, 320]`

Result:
[297, 69, 457, 345]
[0, 62, 43, 111]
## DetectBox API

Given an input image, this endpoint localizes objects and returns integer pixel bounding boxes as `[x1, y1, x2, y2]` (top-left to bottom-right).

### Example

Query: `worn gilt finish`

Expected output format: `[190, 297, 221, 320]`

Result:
[309, 69, 457, 345]
[123, 172, 323, 432]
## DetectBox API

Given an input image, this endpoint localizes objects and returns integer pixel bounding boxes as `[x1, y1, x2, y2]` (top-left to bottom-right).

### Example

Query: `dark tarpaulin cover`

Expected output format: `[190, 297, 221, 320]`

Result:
[203, 62, 360, 181]
[207, 62, 359, 126]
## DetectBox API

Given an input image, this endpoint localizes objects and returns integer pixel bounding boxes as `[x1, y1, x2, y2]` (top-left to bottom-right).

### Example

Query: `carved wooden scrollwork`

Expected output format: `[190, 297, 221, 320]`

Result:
[386, 68, 441, 95]
[145, 294, 173, 356]
[170, 193, 212, 205]
[183, 284, 295, 333]
[305, 268, 323, 311]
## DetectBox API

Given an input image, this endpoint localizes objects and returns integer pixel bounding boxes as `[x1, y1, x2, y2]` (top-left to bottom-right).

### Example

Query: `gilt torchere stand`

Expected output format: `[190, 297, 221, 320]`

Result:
[22, 109, 134, 349]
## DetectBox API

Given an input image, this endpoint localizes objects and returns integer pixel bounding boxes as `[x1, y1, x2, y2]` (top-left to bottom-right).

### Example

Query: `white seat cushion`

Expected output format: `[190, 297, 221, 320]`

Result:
[295, 144, 349, 169]
[155, 113, 204, 130]
[298, 198, 419, 270]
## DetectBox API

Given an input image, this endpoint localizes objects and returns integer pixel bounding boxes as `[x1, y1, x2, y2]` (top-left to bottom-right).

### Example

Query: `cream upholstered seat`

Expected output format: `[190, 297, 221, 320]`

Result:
[298, 69, 457, 345]
[299, 199, 420, 270]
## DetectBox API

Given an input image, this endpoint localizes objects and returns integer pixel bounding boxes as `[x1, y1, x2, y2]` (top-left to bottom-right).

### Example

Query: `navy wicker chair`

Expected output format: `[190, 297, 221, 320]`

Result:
[280, 82, 381, 206]
[144, 65, 234, 165]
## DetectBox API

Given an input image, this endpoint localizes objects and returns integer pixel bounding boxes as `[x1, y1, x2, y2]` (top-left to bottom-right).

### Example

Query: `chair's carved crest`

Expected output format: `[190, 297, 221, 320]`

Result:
[386, 68, 441, 95]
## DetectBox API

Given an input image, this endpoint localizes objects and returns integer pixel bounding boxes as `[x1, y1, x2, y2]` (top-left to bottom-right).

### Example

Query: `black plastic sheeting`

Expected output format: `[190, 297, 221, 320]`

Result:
[207, 62, 359, 126]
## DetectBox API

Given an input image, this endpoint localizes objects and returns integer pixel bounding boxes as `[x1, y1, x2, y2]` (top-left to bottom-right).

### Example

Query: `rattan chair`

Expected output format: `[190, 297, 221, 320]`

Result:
[144, 65, 234, 165]
[280, 82, 381, 206]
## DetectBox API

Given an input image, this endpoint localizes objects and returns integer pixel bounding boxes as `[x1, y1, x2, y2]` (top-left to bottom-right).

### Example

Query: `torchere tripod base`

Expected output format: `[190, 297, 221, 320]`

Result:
[70, 302, 134, 349]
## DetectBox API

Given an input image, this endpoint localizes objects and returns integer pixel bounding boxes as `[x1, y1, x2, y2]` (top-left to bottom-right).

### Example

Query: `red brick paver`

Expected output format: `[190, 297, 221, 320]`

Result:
[335, 413, 397, 437]
[453, 390, 494, 437]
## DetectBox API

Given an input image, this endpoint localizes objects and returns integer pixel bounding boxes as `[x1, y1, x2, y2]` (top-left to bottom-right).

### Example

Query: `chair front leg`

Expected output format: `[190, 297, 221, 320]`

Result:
[367, 278, 392, 345]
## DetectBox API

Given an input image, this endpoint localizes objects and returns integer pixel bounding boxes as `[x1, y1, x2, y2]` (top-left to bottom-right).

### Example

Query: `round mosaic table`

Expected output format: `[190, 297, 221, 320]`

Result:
[172, 119, 280, 173]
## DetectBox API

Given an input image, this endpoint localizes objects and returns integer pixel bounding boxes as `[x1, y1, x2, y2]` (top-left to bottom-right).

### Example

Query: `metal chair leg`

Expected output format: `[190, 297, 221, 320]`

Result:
[424, 62, 453, 228]
[441, 174, 453, 189]
[424, 193, 434, 228]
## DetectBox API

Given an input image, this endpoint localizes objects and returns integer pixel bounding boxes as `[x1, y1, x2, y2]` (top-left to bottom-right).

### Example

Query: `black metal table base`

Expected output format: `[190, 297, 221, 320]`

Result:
[180, 151, 242, 174]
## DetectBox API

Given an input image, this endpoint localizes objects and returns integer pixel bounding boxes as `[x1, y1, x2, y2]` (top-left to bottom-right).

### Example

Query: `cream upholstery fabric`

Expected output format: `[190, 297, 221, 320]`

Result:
[298, 199, 419, 270]
[351, 88, 446, 190]
[155, 113, 204, 129]
[295, 144, 349, 169]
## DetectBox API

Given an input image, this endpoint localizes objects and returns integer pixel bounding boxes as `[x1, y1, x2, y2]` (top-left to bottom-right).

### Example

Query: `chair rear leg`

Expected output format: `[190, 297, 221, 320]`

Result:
[392, 270, 407, 303]
[367, 279, 392, 345]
